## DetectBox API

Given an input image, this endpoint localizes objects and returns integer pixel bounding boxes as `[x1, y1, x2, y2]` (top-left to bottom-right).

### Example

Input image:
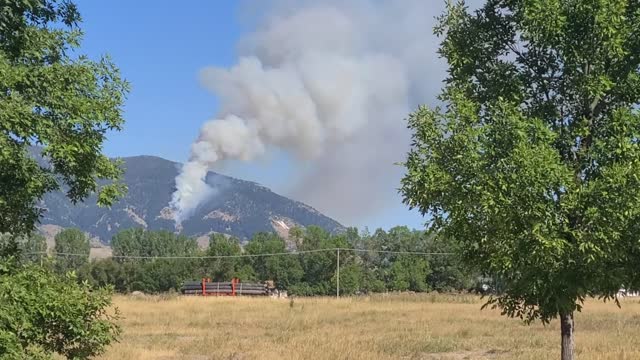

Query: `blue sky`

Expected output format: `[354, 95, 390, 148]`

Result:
[75, 1, 426, 231]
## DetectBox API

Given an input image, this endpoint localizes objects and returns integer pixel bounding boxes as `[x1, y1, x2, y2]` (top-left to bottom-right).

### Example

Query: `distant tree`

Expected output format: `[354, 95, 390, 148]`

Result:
[333, 263, 364, 295]
[288, 227, 305, 249]
[205, 234, 252, 281]
[297, 226, 336, 295]
[400, 1, 640, 359]
[363, 227, 433, 292]
[0, 233, 48, 265]
[81, 258, 125, 291]
[21, 233, 48, 265]
[245, 232, 303, 289]
[109, 229, 200, 292]
[54, 228, 89, 274]
[111, 228, 198, 259]
[389, 255, 430, 292]
[423, 232, 475, 292]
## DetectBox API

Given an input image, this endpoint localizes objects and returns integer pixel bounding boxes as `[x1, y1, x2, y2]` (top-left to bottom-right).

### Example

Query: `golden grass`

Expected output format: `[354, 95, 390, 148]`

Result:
[99, 293, 640, 360]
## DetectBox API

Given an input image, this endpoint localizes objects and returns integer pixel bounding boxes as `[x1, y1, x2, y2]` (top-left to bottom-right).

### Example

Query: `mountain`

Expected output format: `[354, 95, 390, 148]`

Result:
[37, 154, 344, 244]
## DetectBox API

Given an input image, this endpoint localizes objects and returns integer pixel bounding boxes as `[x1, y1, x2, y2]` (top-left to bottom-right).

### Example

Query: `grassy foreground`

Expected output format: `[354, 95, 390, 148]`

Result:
[99, 293, 640, 360]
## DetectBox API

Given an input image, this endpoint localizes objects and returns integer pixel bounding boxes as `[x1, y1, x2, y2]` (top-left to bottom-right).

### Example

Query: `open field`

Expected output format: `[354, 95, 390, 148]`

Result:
[99, 294, 640, 360]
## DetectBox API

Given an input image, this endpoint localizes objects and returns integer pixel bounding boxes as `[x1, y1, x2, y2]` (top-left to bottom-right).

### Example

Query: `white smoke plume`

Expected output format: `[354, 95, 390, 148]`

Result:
[171, 0, 456, 224]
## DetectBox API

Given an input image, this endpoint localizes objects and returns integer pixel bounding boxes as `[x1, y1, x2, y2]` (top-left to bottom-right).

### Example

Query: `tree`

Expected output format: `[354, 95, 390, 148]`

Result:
[0, 0, 129, 237]
[0, 1, 128, 357]
[54, 228, 89, 275]
[21, 233, 48, 265]
[244, 232, 303, 289]
[82, 258, 125, 291]
[400, 1, 640, 359]
[205, 234, 252, 281]
[109, 229, 200, 292]
[111, 228, 198, 259]
[0, 232, 48, 265]
[423, 232, 475, 292]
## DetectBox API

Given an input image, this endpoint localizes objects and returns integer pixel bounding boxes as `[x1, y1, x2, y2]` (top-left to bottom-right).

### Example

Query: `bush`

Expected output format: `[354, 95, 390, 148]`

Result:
[0, 261, 120, 359]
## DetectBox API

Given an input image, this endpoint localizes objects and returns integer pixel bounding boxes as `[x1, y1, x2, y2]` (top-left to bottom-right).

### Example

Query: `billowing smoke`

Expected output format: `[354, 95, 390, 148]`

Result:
[171, 0, 452, 224]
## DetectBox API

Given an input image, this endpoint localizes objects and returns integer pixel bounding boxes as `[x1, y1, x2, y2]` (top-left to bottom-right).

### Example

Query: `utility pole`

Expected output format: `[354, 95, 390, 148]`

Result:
[336, 248, 340, 299]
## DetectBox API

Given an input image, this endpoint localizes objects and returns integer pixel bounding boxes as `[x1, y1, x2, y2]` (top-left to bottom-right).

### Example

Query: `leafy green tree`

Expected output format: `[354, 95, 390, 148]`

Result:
[0, 1, 127, 357]
[423, 232, 475, 292]
[111, 228, 198, 259]
[400, 1, 640, 358]
[109, 229, 200, 292]
[361, 227, 433, 292]
[81, 258, 125, 291]
[389, 255, 430, 292]
[21, 233, 48, 265]
[0, 232, 48, 265]
[245, 232, 303, 289]
[297, 226, 337, 295]
[0, 261, 120, 359]
[54, 228, 89, 275]
[0, 0, 129, 237]
[205, 234, 251, 281]
[332, 263, 363, 295]
[288, 227, 305, 249]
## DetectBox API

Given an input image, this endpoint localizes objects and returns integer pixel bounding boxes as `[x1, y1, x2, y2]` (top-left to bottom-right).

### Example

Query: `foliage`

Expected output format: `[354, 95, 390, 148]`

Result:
[54, 228, 90, 275]
[0, 0, 129, 236]
[205, 234, 251, 281]
[111, 228, 198, 259]
[75, 227, 475, 296]
[0, 1, 128, 358]
[107, 229, 199, 293]
[400, 0, 640, 326]
[424, 232, 476, 292]
[244, 232, 303, 289]
[1, 232, 49, 264]
[0, 262, 120, 359]
[20, 233, 48, 265]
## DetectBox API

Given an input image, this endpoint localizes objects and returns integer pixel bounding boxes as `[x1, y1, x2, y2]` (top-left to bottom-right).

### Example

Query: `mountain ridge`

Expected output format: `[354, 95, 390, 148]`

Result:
[36, 152, 345, 243]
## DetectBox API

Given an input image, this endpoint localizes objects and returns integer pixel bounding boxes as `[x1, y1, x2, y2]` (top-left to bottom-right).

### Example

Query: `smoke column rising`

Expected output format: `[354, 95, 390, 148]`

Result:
[171, 0, 451, 224]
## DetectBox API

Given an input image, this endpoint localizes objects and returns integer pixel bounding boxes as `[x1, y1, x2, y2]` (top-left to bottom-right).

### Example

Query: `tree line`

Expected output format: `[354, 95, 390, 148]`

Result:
[13, 226, 484, 296]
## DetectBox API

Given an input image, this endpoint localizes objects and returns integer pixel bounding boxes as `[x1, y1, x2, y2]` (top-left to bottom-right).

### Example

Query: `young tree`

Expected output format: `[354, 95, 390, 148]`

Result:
[400, 1, 640, 359]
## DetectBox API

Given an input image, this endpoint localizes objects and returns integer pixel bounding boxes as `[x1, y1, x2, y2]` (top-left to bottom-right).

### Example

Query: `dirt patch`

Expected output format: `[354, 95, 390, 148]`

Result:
[421, 349, 507, 359]
[90, 246, 112, 259]
[125, 207, 148, 228]
[202, 210, 238, 222]
[157, 206, 175, 221]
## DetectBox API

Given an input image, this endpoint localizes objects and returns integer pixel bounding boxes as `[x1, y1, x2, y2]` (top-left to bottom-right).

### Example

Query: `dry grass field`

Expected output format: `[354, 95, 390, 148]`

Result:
[99, 293, 640, 360]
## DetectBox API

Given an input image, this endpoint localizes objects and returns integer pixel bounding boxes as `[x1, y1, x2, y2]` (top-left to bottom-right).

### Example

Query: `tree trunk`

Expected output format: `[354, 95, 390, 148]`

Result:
[560, 312, 575, 360]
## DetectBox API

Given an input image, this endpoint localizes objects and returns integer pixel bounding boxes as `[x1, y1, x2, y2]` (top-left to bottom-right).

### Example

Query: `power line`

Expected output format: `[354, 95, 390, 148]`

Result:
[26, 248, 333, 259]
[25, 247, 453, 260]
[350, 248, 453, 256]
